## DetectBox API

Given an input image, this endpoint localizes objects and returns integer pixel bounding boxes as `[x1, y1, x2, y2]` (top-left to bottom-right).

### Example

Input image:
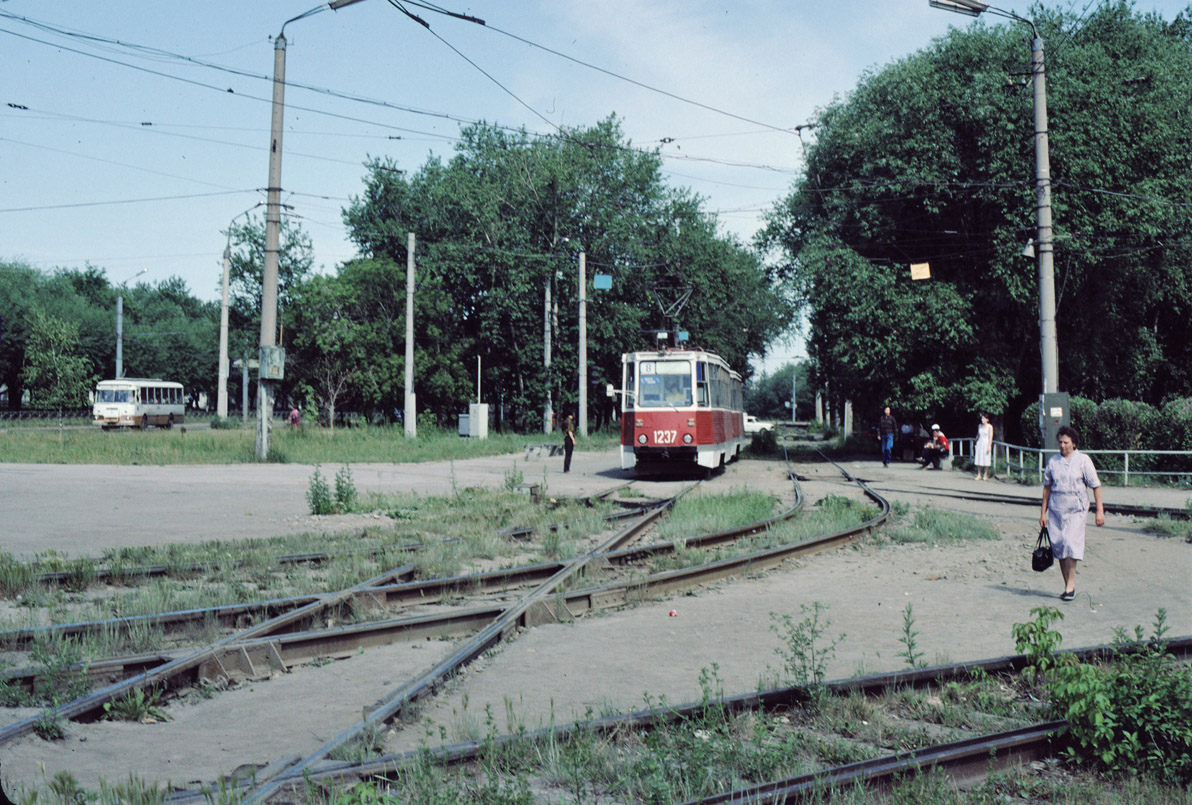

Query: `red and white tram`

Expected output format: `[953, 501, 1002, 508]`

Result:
[619, 347, 746, 474]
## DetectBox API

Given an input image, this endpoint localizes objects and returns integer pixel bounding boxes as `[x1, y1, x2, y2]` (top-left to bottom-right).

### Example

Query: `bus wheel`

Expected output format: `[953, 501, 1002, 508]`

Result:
[166, 414, 174, 429]
[142, 414, 150, 430]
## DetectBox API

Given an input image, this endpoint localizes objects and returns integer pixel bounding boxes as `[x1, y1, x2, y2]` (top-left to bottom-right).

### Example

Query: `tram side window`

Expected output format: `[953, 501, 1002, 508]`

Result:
[624, 363, 635, 411]
[696, 362, 708, 407]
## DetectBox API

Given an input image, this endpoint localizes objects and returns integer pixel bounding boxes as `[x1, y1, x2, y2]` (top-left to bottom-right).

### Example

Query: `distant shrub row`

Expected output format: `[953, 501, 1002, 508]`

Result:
[1020, 396, 1192, 474]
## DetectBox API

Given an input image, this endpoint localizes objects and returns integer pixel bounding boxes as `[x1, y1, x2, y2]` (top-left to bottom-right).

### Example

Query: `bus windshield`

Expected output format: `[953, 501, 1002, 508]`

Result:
[637, 360, 693, 408]
[96, 388, 133, 403]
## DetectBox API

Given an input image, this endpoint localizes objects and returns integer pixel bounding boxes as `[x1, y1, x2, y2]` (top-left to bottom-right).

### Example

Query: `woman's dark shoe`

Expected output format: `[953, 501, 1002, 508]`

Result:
[1059, 590, 1075, 601]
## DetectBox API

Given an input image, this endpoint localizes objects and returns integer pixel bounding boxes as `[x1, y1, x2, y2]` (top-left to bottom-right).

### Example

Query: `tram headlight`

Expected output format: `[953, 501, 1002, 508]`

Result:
[638, 434, 648, 445]
[682, 433, 693, 444]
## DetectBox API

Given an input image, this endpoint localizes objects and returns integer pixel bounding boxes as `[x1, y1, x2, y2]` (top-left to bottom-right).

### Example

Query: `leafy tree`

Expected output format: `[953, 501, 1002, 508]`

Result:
[341, 116, 792, 427]
[760, 3, 1192, 437]
[746, 360, 813, 421]
[287, 274, 368, 431]
[119, 277, 219, 401]
[223, 214, 314, 352]
[21, 312, 97, 408]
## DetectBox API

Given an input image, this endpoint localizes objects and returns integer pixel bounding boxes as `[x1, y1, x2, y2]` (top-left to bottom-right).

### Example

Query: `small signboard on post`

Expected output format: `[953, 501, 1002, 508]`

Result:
[910, 262, 931, 281]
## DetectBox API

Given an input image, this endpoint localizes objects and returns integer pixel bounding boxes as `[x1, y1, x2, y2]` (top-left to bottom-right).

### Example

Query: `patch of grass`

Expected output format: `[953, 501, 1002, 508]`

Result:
[882, 505, 1000, 545]
[655, 487, 780, 542]
[103, 686, 170, 723]
[0, 426, 623, 466]
[1143, 513, 1192, 541]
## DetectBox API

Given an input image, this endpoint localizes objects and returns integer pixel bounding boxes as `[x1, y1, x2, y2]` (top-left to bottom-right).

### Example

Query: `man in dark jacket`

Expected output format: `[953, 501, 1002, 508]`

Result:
[878, 406, 897, 467]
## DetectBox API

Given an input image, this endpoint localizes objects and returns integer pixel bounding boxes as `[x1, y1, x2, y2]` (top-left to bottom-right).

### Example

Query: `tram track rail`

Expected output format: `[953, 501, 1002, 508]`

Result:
[1, 472, 812, 672]
[28, 482, 651, 589]
[164, 635, 1192, 803]
[9, 450, 1182, 801]
[2, 451, 901, 799]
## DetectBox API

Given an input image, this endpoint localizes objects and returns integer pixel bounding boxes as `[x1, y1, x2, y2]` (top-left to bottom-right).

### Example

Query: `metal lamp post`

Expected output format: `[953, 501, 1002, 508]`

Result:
[114, 268, 148, 379]
[929, 0, 1059, 408]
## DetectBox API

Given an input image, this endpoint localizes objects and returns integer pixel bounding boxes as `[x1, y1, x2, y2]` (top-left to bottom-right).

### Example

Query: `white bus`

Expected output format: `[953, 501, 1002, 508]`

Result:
[93, 378, 186, 429]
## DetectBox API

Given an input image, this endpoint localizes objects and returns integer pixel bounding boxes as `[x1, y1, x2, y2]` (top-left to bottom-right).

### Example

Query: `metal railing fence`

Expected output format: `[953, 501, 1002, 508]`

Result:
[951, 437, 1192, 486]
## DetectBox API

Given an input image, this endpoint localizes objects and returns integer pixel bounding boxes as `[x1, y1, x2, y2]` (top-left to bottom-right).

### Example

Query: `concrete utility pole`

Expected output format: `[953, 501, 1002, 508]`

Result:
[255, 0, 373, 459]
[256, 31, 287, 461]
[114, 268, 148, 379]
[115, 295, 124, 379]
[218, 245, 231, 418]
[1032, 36, 1059, 396]
[578, 250, 588, 437]
[404, 232, 416, 437]
[791, 367, 797, 424]
[543, 270, 553, 434]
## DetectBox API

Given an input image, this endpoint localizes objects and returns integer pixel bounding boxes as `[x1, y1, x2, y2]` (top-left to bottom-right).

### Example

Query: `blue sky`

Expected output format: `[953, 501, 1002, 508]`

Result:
[2, 0, 1188, 375]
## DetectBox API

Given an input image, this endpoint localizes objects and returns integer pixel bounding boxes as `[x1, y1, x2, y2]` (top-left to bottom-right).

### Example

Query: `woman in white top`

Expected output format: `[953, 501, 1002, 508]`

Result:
[974, 413, 993, 480]
[1039, 426, 1104, 601]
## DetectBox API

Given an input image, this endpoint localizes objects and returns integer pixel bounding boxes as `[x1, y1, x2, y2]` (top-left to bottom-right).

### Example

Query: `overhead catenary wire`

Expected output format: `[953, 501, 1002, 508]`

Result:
[0, 9, 802, 177]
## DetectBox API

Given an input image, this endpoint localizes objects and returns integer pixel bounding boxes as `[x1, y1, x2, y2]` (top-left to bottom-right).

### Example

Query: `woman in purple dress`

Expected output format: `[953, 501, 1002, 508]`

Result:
[1039, 426, 1104, 601]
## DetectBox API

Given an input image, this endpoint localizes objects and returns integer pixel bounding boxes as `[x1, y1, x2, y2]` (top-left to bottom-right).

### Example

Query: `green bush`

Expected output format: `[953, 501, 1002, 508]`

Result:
[747, 427, 780, 456]
[306, 465, 333, 515]
[334, 464, 358, 512]
[207, 415, 238, 430]
[1019, 395, 1096, 448]
[1157, 397, 1192, 476]
[1048, 611, 1192, 785]
[1088, 398, 1162, 472]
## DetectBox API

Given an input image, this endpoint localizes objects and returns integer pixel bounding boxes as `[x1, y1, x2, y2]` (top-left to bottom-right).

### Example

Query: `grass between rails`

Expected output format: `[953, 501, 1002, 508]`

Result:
[4, 496, 1190, 803]
[0, 487, 616, 644]
[0, 424, 622, 465]
[650, 493, 878, 574]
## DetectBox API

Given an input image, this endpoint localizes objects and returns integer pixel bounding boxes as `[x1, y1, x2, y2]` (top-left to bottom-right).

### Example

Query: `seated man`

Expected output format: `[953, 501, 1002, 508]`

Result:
[919, 424, 950, 469]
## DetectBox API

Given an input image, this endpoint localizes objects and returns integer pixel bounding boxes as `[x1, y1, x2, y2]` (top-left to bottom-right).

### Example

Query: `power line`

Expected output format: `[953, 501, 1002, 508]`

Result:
[0, 135, 249, 191]
[404, 1, 799, 136]
[1, 10, 803, 177]
[0, 189, 257, 213]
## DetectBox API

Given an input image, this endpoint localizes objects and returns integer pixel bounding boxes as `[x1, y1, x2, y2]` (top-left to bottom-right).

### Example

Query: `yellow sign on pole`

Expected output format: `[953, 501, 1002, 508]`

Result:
[910, 262, 931, 280]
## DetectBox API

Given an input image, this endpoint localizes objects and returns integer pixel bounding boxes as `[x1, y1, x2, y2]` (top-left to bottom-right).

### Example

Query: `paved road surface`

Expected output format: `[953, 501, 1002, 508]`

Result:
[0, 449, 631, 559]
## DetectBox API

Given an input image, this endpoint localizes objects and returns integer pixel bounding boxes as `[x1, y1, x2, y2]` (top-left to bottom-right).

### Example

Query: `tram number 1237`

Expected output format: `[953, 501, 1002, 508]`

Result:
[653, 429, 678, 444]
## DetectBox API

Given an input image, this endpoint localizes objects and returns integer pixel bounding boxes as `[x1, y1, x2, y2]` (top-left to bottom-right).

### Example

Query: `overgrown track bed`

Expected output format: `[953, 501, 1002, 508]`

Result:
[166, 636, 1192, 804]
[866, 479, 1192, 521]
[25, 481, 652, 591]
[0, 453, 896, 797]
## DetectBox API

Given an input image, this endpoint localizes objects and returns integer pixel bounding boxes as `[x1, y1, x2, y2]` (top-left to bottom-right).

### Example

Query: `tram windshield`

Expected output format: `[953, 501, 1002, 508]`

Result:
[637, 359, 693, 408]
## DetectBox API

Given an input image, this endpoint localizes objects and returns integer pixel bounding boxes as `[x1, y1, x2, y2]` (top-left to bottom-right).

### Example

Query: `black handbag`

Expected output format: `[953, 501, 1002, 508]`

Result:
[1032, 527, 1054, 572]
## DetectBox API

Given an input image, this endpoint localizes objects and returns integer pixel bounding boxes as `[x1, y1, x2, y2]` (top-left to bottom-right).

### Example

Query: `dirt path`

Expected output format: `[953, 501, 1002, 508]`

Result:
[0, 452, 1189, 795]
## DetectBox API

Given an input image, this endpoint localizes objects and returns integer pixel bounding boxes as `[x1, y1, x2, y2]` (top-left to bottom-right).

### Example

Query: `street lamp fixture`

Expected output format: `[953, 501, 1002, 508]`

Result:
[115, 268, 149, 379]
[929, 0, 1059, 417]
[928, 0, 987, 16]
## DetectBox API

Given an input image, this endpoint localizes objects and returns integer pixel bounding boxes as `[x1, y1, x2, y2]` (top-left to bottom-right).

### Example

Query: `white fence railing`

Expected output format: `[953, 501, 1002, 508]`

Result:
[950, 437, 1192, 486]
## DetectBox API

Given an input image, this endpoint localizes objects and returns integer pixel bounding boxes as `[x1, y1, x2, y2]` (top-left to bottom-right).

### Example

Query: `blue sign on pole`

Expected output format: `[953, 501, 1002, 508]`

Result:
[593, 274, 612, 290]
[677, 331, 689, 342]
